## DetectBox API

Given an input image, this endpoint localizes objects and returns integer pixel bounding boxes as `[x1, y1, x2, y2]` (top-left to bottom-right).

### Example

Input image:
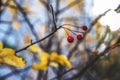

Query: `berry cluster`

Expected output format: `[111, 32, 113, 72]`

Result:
[66, 25, 88, 43]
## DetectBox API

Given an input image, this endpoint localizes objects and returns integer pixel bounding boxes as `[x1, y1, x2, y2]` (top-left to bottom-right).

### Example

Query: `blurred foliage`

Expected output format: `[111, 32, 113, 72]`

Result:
[0, 42, 25, 68]
[91, 47, 120, 80]
[0, 0, 120, 80]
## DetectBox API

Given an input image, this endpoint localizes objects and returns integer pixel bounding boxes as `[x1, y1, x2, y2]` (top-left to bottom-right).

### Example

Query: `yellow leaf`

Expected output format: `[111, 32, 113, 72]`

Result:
[68, 0, 83, 12]
[32, 51, 72, 70]
[8, 0, 16, 6]
[58, 55, 72, 69]
[32, 62, 48, 70]
[3, 56, 25, 68]
[8, 7, 18, 14]
[95, 22, 104, 39]
[12, 20, 21, 30]
[50, 52, 64, 65]
[0, 58, 2, 63]
[24, 34, 43, 53]
[0, 42, 3, 50]
[39, 52, 49, 61]
[0, 42, 26, 68]
[8, 0, 18, 14]
[50, 62, 58, 67]
[0, 48, 15, 57]
[51, 52, 72, 69]
[28, 44, 42, 53]
[24, 34, 31, 44]
[50, 52, 59, 60]
[32, 52, 49, 70]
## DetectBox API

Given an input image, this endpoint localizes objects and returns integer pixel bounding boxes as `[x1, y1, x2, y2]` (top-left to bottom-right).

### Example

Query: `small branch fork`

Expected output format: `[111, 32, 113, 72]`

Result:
[15, 26, 61, 53]
[0, 1, 119, 80]
[14, 3, 59, 53]
[15, 4, 59, 53]
[50, 9, 119, 80]
[51, 41, 120, 80]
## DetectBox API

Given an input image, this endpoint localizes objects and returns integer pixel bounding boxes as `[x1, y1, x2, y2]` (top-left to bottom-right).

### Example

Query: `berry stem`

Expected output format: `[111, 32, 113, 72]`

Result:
[62, 27, 69, 36]
[61, 24, 81, 28]
[62, 27, 84, 34]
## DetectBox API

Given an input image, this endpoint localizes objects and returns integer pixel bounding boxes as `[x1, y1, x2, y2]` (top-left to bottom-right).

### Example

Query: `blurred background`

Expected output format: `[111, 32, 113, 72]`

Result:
[0, 0, 120, 80]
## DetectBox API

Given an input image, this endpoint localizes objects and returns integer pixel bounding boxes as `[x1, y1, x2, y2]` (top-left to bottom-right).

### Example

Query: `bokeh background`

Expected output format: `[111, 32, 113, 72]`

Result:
[0, 0, 120, 80]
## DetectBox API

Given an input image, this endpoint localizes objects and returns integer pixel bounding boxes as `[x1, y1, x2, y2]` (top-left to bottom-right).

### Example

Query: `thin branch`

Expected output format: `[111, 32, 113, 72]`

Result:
[61, 27, 84, 34]
[101, 42, 120, 55]
[13, 0, 39, 41]
[55, 0, 59, 13]
[56, 0, 82, 15]
[51, 42, 120, 80]
[68, 9, 111, 59]
[49, 4, 57, 30]
[0, 0, 2, 10]
[0, 66, 31, 80]
[60, 24, 81, 28]
[15, 26, 62, 53]
[89, 9, 111, 32]
[67, 42, 120, 80]
[51, 9, 113, 80]
[39, 0, 50, 12]
[95, 26, 109, 50]
[50, 68, 76, 80]
[0, 0, 8, 19]
[2, 42, 119, 80]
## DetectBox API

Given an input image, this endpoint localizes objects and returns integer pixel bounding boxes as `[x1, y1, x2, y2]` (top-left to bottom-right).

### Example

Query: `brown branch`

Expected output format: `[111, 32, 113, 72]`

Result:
[50, 68, 76, 80]
[89, 9, 111, 31]
[0, 0, 8, 19]
[51, 42, 120, 80]
[0, 66, 31, 80]
[15, 26, 61, 53]
[68, 9, 111, 59]
[52, 9, 113, 80]
[49, 4, 57, 30]
[67, 42, 120, 80]
[56, 0, 82, 15]
[13, 0, 39, 41]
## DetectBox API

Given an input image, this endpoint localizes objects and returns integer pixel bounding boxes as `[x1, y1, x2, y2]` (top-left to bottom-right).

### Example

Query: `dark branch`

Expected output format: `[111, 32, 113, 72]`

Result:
[50, 68, 76, 80]
[13, 0, 39, 40]
[56, 0, 81, 15]
[49, 4, 57, 30]
[68, 9, 111, 59]
[15, 26, 62, 53]
[67, 42, 120, 80]
[0, 66, 31, 80]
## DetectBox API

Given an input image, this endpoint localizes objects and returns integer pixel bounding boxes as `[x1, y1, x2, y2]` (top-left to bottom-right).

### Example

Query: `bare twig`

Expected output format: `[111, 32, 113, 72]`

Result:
[0, 0, 8, 19]
[68, 9, 111, 59]
[50, 68, 76, 80]
[56, 0, 82, 15]
[89, 9, 111, 31]
[13, 0, 39, 41]
[49, 5, 57, 30]
[0, 66, 31, 80]
[67, 42, 120, 80]
[15, 26, 61, 53]
[51, 42, 120, 80]
[51, 9, 113, 80]
[95, 26, 109, 50]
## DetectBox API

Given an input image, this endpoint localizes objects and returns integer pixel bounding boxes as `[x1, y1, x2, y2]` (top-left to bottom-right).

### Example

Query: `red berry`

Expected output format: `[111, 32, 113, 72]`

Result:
[67, 36, 74, 43]
[76, 34, 83, 40]
[82, 25, 88, 31]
